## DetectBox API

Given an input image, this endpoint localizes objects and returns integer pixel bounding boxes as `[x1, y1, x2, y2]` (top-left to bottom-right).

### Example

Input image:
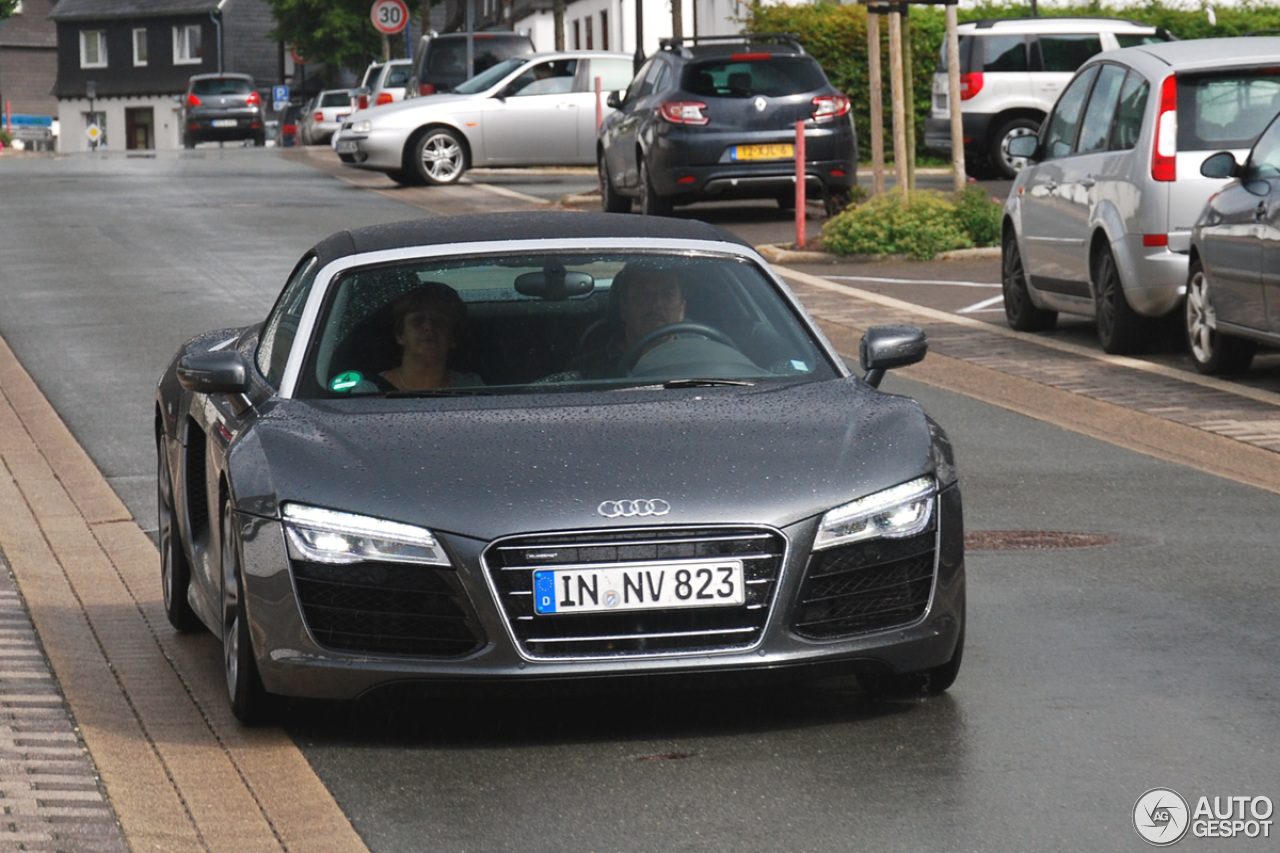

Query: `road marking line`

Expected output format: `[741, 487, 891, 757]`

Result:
[958, 295, 1006, 314]
[824, 274, 1001, 289]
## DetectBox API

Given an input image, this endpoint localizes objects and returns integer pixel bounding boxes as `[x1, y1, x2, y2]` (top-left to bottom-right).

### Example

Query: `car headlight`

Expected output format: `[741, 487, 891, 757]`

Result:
[350, 120, 372, 134]
[282, 503, 449, 566]
[814, 477, 935, 551]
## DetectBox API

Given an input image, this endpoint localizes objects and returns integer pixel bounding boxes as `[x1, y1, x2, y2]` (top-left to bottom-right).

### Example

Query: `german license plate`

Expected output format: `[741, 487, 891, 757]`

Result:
[336, 139, 359, 154]
[211, 119, 238, 128]
[534, 560, 745, 615]
[732, 143, 793, 161]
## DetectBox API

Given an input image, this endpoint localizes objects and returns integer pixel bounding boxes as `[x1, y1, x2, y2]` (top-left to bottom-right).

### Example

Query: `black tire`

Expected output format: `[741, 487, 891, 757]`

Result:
[823, 189, 851, 218]
[1185, 258, 1256, 374]
[776, 192, 796, 211]
[253, 132, 266, 148]
[599, 153, 631, 213]
[864, 625, 964, 698]
[157, 435, 202, 633]
[1001, 229, 1056, 331]
[638, 157, 673, 217]
[183, 133, 196, 150]
[413, 127, 467, 185]
[1094, 247, 1152, 355]
[221, 499, 271, 724]
[988, 117, 1040, 180]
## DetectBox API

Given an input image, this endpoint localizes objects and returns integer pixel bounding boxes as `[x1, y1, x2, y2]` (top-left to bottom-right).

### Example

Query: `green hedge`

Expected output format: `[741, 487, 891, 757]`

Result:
[821, 187, 1002, 258]
[746, 0, 1280, 159]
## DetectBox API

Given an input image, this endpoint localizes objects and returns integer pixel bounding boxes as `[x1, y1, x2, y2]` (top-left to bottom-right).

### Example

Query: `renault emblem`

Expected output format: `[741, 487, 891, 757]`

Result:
[754, 97, 767, 112]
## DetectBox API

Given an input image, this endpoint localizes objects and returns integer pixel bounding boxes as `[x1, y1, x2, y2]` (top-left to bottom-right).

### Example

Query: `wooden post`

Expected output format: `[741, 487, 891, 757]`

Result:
[889, 5, 908, 202]
[946, 2, 965, 194]
[902, 6, 915, 192]
[868, 9, 885, 197]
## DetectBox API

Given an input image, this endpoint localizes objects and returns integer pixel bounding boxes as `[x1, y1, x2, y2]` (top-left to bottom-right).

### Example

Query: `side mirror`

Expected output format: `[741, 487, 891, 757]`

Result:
[606, 90, 624, 110]
[177, 351, 251, 395]
[1007, 134, 1039, 161]
[1200, 151, 1239, 180]
[859, 325, 927, 388]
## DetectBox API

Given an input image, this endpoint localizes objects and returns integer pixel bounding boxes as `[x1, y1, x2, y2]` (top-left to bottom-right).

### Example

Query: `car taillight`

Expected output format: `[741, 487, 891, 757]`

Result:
[314, 111, 324, 122]
[659, 101, 708, 125]
[246, 91, 261, 107]
[185, 94, 201, 108]
[731, 52, 770, 61]
[419, 83, 436, 95]
[960, 72, 984, 101]
[375, 92, 394, 106]
[1152, 75, 1178, 182]
[358, 94, 369, 110]
[812, 94, 851, 122]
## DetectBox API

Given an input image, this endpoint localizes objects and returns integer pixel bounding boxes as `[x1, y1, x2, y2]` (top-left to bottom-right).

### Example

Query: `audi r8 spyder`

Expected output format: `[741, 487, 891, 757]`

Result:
[155, 211, 965, 723]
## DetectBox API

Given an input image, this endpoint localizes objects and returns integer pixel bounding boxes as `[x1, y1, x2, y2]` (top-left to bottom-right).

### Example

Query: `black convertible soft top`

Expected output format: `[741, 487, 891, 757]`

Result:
[311, 211, 751, 265]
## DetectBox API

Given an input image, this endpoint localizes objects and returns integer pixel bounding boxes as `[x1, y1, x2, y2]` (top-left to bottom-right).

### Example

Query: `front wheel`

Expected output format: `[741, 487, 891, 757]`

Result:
[1094, 247, 1151, 354]
[1002, 230, 1056, 331]
[863, 625, 964, 697]
[413, 128, 467, 185]
[1185, 259, 1255, 374]
[221, 499, 271, 724]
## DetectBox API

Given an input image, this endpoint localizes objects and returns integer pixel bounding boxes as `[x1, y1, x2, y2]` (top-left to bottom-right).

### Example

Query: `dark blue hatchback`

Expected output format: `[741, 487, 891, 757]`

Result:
[598, 34, 857, 217]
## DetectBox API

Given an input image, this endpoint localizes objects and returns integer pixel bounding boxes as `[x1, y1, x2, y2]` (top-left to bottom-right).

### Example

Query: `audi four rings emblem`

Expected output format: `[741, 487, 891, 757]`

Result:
[597, 499, 671, 518]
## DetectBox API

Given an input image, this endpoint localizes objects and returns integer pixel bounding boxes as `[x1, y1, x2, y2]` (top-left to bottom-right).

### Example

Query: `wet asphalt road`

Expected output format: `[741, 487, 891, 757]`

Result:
[0, 149, 1275, 852]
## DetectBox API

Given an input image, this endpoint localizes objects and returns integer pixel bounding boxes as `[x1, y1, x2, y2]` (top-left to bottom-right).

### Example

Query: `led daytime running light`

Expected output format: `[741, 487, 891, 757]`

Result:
[282, 503, 448, 565]
[815, 477, 935, 550]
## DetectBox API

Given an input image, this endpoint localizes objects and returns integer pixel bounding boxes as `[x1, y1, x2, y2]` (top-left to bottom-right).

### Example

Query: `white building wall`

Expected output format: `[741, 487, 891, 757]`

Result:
[56, 95, 185, 153]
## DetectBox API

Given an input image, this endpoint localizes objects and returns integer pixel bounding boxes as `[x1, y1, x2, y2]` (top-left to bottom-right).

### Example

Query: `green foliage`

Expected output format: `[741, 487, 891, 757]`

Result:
[951, 185, 1003, 248]
[265, 0, 393, 75]
[0, 0, 16, 21]
[822, 191, 976, 260]
[748, 0, 1280, 159]
[0, 128, 12, 147]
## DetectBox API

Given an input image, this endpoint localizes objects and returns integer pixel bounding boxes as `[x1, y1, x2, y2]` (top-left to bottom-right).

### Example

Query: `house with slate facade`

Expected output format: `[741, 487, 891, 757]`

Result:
[49, 0, 279, 152]
[0, 0, 59, 144]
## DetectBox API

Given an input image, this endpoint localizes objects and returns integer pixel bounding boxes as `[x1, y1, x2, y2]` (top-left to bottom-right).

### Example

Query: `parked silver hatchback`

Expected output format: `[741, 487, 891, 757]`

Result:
[1002, 37, 1280, 353]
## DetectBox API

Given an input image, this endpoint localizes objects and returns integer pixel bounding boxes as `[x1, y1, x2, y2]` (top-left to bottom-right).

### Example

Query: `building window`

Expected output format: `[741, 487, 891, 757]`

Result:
[80, 30, 107, 68]
[173, 24, 202, 65]
[586, 17, 593, 50]
[133, 28, 148, 66]
[573, 20, 580, 50]
[600, 12, 609, 50]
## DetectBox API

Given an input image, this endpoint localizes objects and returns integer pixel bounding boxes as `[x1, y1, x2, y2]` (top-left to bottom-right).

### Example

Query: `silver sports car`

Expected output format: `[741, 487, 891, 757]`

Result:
[156, 212, 965, 723]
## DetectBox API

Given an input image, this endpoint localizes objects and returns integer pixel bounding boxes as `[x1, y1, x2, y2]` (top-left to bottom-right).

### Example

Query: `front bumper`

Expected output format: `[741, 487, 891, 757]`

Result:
[238, 485, 964, 700]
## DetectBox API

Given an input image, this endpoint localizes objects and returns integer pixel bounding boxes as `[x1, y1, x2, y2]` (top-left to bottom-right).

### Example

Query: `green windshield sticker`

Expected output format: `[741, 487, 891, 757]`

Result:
[330, 371, 363, 392]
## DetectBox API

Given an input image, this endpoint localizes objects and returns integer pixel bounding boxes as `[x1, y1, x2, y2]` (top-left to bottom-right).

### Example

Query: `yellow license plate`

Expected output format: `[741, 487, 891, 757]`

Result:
[732, 143, 794, 161]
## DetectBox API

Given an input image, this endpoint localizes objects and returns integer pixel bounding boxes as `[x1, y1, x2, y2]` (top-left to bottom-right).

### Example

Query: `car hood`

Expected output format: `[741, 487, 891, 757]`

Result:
[230, 381, 940, 541]
[351, 93, 483, 126]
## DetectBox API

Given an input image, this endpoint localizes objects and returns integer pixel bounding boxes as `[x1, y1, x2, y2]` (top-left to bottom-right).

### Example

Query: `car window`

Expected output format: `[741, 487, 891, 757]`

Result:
[1077, 63, 1127, 153]
[1178, 71, 1280, 151]
[384, 63, 411, 88]
[1246, 115, 1280, 177]
[1109, 72, 1149, 151]
[320, 91, 352, 108]
[1033, 35, 1103, 73]
[300, 251, 839, 399]
[508, 60, 578, 97]
[454, 57, 528, 94]
[360, 64, 383, 89]
[192, 77, 253, 96]
[258, 255, 320, 387]
[980, 36, 1028, 73]
[1115, 34, 1167, 48]
[1041, 65, 1099, 159]
[626, 58, 664, 102]
[587, 58, 638, 93]
[684, 57, 828, 98]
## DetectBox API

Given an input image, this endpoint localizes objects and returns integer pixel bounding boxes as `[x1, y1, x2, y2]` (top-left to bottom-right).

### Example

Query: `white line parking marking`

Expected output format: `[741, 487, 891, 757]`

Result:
[824, 275, 1001, 289]
[958, 295, 1006, 314]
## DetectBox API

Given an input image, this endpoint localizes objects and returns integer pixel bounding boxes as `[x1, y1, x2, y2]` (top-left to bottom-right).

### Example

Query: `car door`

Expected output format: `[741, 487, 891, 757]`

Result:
[601, 58, 666, 191]
[481, 58, 585, 164]
[578, 57, 636, 160]
[1018, 64, 1099, 293]
[1247, 118, 1280, 332]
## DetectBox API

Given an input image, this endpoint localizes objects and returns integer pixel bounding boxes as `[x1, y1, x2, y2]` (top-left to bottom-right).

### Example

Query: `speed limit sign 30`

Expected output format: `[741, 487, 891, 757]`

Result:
[370, 0, 408, 34]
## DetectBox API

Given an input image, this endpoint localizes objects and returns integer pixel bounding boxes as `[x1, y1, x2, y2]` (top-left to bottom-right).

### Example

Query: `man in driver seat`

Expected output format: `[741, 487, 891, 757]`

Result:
[571, 260, 688, 378]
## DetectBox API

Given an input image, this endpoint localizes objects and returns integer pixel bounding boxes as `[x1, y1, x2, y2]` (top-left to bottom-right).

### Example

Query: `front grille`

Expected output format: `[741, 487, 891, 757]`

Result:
[486, 527, 785, 659]
[791, 528, 936, 640]
[292, 560, 484, 656]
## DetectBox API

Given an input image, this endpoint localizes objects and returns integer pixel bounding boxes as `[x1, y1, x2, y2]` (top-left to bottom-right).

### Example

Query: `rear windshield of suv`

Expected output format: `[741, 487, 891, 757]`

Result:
[192, 78, 253, 96]
[1178, 70, 1280, 150]
[427, 37, 530, 76]
[683, 57, 828, 98]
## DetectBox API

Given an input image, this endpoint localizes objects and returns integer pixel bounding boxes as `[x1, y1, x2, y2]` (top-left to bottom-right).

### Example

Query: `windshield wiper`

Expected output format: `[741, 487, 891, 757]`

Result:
[661, 378, 756, 389]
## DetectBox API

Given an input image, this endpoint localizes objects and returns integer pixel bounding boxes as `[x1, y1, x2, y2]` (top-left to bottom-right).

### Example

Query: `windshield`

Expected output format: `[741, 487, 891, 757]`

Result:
[298, 251, 839, 398]
[453, 57, 528, 94]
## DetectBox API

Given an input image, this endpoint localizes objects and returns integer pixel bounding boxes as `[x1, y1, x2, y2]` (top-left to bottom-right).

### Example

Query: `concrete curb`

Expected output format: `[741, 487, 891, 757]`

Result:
[757, 244, 1002, 264]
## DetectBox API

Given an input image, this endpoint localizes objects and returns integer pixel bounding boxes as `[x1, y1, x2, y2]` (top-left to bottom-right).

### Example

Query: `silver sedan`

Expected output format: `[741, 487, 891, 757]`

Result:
[333, 50, 635, 186]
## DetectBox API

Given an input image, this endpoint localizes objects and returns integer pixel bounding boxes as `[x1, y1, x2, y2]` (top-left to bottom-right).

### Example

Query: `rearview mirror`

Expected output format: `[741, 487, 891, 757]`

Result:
[1007, 134, 1038, 160]
[514, 270, 595, 301]
[860, 325, 927, 388]
[1200, 151, 1239, 180]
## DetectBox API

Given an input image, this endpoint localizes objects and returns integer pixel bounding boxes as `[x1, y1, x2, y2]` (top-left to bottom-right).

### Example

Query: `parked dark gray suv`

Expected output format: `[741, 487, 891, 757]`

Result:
[180, 73, 266, 148]
[598, 34, 857, 216]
